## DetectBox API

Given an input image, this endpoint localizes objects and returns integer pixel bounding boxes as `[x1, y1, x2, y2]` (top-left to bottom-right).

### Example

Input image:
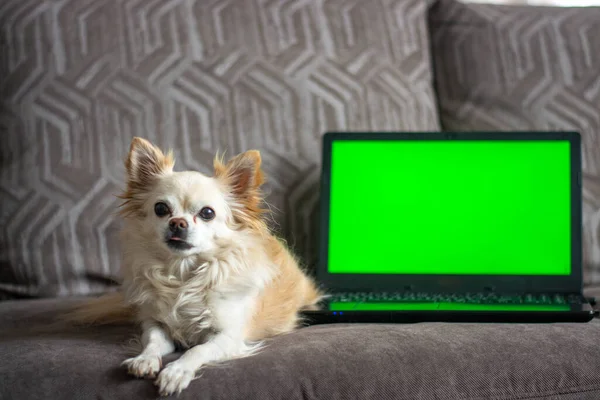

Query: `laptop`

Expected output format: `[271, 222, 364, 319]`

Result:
[302, 131, 596, 324]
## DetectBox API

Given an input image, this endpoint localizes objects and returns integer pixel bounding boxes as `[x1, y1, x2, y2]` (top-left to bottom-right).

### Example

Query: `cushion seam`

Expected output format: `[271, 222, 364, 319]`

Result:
[464, 384, 600, 400]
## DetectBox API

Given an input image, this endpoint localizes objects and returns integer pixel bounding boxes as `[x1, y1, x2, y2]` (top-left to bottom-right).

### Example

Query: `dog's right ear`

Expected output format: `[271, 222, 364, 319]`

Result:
[126, 137, 174, 186]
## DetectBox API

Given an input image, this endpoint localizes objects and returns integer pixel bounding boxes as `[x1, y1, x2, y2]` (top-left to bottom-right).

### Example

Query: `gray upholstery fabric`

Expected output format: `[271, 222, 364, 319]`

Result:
[1, 298, 600, 400]
[0, 0, 440, 299]
[429, 0, 600, 286]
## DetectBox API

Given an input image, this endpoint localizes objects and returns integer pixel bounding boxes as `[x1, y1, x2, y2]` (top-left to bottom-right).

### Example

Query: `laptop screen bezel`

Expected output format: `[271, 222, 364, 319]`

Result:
[317, 131, 583, 294]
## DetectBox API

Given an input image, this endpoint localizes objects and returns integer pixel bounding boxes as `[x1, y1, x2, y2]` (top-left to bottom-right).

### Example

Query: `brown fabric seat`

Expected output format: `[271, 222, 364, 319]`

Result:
[1, 298, 599, 400]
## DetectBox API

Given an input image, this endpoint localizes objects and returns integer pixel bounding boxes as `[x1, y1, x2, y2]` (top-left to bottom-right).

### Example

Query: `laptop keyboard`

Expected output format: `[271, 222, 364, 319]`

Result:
[329, 292, 584, 305]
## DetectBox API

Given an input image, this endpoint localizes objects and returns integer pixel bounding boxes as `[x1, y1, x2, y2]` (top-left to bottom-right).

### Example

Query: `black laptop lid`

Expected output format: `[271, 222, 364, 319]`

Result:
[317, 132, 583, 294]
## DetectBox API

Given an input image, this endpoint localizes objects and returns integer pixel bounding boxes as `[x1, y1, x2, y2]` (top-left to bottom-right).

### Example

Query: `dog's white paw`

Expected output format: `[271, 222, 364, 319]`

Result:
[122, 355, 162, 379]
[155, 361, 195, 396]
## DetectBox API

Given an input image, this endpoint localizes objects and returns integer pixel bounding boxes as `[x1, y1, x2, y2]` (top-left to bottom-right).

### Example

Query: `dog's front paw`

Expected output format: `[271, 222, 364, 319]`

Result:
[155, 361, 195, 396]
[122, 355, 162, 379]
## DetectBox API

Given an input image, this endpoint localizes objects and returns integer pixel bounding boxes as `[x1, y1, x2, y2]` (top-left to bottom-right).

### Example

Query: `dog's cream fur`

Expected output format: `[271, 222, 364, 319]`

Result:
[65, 138, 323, 396]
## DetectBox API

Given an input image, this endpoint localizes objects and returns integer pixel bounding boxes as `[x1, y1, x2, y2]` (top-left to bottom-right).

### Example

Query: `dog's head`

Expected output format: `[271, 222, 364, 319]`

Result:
[119, 137, 266, 258]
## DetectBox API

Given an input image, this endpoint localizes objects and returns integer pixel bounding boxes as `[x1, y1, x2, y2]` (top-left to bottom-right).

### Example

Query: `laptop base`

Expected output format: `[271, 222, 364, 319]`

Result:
[301, 307, 595, 325]
[300, 293, 596, 324]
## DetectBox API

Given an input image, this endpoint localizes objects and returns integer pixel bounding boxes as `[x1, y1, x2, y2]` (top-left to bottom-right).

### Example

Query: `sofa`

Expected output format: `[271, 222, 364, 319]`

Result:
[1, 0, 600, 398]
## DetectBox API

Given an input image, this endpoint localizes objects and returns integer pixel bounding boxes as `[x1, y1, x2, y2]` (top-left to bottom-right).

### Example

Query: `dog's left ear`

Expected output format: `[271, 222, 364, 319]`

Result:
[214, 150, 265, 201]
[126, 137, 174, 186]
[119, 138, 175, 217]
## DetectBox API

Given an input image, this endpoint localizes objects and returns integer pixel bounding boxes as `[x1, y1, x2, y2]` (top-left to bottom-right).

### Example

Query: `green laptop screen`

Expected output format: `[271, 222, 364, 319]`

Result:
[327, 140, 572, 276]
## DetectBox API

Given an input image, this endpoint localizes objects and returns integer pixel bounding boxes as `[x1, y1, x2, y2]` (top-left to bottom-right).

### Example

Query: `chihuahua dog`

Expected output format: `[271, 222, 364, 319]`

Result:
[66, 137, 323, 396]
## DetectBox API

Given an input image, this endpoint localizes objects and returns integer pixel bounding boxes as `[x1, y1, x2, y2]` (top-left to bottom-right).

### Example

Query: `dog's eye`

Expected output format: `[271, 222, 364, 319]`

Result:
[154, 202, 170, 217]
[198, 207, 215, 221]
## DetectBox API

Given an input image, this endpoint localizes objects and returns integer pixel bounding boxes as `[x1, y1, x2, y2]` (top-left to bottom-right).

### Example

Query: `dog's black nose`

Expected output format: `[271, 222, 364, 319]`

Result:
[169, 218, 188, 233]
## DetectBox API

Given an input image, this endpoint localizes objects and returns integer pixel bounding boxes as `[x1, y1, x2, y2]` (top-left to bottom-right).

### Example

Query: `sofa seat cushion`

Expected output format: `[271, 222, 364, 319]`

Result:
[1, 298, 600, 400]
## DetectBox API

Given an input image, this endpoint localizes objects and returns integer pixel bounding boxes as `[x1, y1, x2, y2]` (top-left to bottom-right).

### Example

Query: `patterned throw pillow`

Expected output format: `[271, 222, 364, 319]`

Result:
[429, 0, 600, 285]
[0, 0, 440, 298]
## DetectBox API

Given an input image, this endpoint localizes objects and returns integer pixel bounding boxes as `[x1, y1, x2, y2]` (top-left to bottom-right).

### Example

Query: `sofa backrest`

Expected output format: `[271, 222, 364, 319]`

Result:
[0, 0, 440, 298]
[430, 0, 600, 286]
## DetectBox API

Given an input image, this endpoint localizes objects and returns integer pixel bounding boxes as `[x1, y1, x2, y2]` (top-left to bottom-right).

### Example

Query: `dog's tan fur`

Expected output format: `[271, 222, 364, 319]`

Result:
[64, 137, 323, 396]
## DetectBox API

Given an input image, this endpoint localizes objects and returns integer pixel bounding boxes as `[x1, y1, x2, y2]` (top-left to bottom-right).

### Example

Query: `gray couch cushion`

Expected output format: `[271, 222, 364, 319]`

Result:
[0, 0, 440, 299]
[1, 298, 600, 400]
[429, 0, 600, 286]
